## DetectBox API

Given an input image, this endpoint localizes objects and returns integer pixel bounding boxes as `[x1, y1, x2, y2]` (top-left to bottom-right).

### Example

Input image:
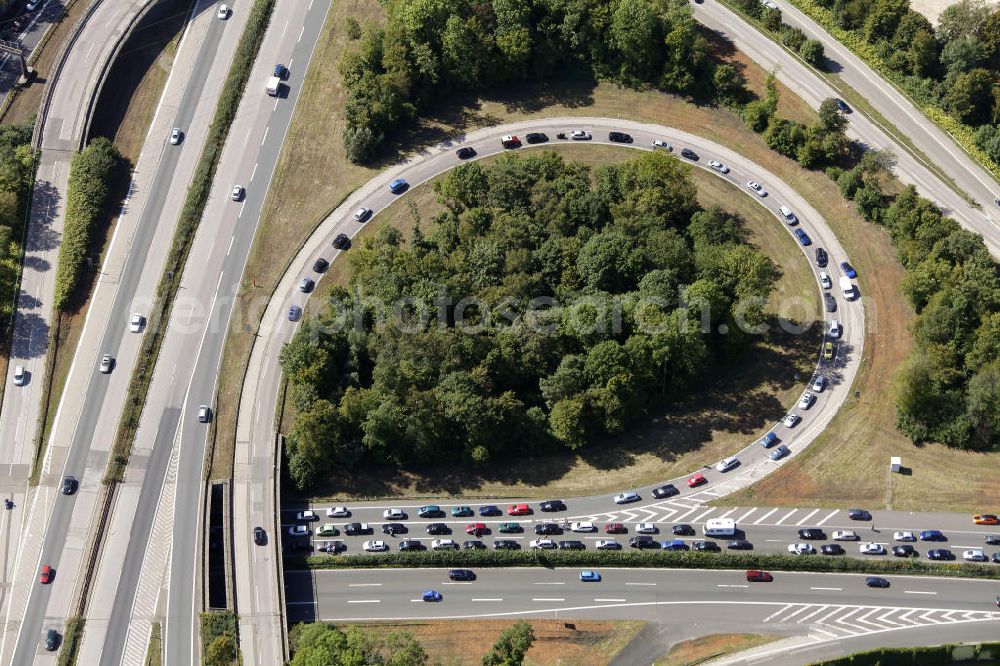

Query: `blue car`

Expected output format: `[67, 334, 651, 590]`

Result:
[389, 178, 409, 194]
[422, 590, 442, 602]
[769, 444, 790, 460]
[919, 530, 946, 541]
[794, 228, 812, 246]
[759, 432, 778, 448]
[662, 539, 689, 551]
[288, 305, 301, 321]
[840, 261, 857, 278]
[579, 570, 601, 582]
[479, 505, 501, 517]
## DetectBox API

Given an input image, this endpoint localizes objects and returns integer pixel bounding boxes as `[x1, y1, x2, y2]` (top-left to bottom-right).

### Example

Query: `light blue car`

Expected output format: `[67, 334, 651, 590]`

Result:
[579, 570, 601, 582]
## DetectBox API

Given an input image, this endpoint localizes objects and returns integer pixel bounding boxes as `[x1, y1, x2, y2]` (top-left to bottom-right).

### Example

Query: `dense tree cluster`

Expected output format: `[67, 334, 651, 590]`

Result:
[482, 621, 535, 665]
[339, 0, 716, 161]
[281, 152, 777, 488]
[830, 152, 1000, 450]
[289, 623, 427, 666]
[0, 120, 35, 325]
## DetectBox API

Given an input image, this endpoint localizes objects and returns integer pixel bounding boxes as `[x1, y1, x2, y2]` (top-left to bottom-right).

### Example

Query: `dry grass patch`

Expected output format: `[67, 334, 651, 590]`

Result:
[655, 633, 783, 666]
[354, 620, 644, 666]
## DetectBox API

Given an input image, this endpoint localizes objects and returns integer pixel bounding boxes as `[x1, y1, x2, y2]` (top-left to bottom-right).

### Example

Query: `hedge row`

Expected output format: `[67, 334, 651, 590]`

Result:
[780, 0, 1000, 185]
[54, 137, 121, 311]
[105, 0, 276, 482]
[811, 641, 1000, 665]
[57, 616, 84, 666]
[300, 550, 1000, 580]
[200, 611, 238, 666]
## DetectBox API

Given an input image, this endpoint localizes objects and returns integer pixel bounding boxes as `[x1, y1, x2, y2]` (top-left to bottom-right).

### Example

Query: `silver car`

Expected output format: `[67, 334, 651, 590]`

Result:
[99, 354, 113, 374]
[170, 128, 182, 145]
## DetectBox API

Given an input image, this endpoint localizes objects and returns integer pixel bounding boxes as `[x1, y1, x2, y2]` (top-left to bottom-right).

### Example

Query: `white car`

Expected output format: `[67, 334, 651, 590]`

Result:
[129, 313, 145, 333]
[231, 185, 244, 201]
[828, 320, 842, 338]
[811, 375, 827, 392]
[614, 491, 640, 504]
[99, 354, 113, 374]
[894, 531, 916, 542]
[327, 506, 350, 518]
[382, 508, 404, 520]
[788, 543, 815, 555]
[746, 181, 767, 197]
[782, 413, 800, 427]
[217, 3, 229, 19]
[12, 365, 25, 386]
[352, 207, 371, 222]
[296, 510, 317, 521]
[571, 521, 596, 532]
[363, 540, 388, 552]
[595, 539, 621, 550]
[963, 549, 987, 562]
[819, 272, 832, 289]
[636, 523, 657, 534]
[715, 456, 739, 472]
[26, 0, 42, 10]
[569, 129, 591, 140]
[860, 542, 886, 555]
[832, 530, 858, 541]
[651, 139, 672, 150]
[708, 160, 730, 173]
[169, 128, 182, 145]
[798, 392, 814, 410]
[431, 539, 458, 550]
[530, 539, 557, 549]
[287, 525, 309, 537]
[197, 405, 211, 423]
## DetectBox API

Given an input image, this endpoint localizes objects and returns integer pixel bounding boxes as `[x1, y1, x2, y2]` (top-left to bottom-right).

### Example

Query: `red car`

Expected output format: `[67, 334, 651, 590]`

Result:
[507, 503, 530, 516]
[39, 565, 53, 584]
[605, 523, 627, 534]
[746, 570, 773, 582]
[465, 523, 486, 535]
[687, 473, 707, 488]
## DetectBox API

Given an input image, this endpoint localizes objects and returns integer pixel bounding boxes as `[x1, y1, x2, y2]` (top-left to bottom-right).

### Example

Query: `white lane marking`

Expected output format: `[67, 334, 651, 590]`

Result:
[250, 163, 258, 182]
[796, 508, 821, 525]
[810, 587, 842, 591]
[753, 508, 780, 525]
[673, 507, 698, 522]
[594, 598, 626, 602]
[442, 582, 472, 585]
[775, 509, 798, 525]
[716, 584, 747, 588]
[763, 604, 794, 622]
[298, 25, 305, 43]
[532, 598, 565, 602]
[625, 582, 656, 586]
[348, 583, 381, 587]
[260, 126, 269, 146]
[718, 507, 739, 519]
[689, 507, 716, 524]
[226, 235, 235, 256]
[904, 591, 937, 595]
[238, 200, 246, 219]
[735, 508, 758, 524]
[472, 598, 503, 602]
[346, 600, 380, 603]
[532, 582, 564, 585]
[816, 510, 840, 526]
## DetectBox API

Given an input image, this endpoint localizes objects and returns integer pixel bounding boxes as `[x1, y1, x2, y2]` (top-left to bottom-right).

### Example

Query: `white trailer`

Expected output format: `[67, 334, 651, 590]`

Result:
[839, 276, 856, 299]
[704, 518, 736, 537]
[266, 76, 280, 96]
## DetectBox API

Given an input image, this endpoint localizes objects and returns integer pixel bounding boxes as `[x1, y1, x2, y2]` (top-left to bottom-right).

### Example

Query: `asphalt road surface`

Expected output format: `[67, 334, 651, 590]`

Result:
[0, 0, 63, 100]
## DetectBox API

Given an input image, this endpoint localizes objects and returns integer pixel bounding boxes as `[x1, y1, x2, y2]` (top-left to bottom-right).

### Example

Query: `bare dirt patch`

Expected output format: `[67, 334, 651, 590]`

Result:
[655, 633, 783, 666]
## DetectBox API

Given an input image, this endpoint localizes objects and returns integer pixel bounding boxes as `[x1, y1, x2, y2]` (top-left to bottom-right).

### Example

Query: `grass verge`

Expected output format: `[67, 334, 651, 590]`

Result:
[199, 611, 238, 666]
[57, 616, 84, 666]
[145, 622, 162, 666]
[298, 550, 1000, 580]
[655, 633, 782, 666]
[811, 641, 1000, 666]
[350, 620, 644, 666]
[104, 0, 276, 482]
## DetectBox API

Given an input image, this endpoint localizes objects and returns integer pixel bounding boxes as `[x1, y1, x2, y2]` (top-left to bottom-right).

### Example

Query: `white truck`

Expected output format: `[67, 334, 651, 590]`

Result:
[266, 76, 281, 96]
[839, 276, 856, 300]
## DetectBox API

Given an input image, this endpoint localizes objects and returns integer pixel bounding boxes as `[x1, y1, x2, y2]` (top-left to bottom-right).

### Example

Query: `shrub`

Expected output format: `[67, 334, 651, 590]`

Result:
[344, 16, 361, 40]
[799, 38, 826, 66]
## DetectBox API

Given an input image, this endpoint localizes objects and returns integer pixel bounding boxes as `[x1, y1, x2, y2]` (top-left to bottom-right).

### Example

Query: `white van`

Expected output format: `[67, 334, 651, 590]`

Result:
[779, 205, 797, 224]
[839, 276, 856, 300]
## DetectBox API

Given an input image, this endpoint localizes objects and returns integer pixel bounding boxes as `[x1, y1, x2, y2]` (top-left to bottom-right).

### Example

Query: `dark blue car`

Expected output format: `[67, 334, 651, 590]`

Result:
[389, 178, 409, 194]
[479, 505, 502, 517]
[919, 530, 946, 541]
[794, 228, 812, 246]
[661, 539, 689, 551]
[840, 261, 857, 278]
[288, 305, 301, 321]
[759, 432, 778, 448]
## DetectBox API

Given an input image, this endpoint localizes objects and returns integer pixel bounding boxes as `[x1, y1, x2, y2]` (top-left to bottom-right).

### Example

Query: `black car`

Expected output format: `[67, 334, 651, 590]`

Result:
[525, 132, 549, 144]
[892, 544, 916, 557]
[400, 539, 425, 551]
[44, 629, 59, 651]
[534, 523, 560, 535]
[60, 476, 77, 495]
[382, 523, 406, 535]
[865, 576, 890, 588]
[456, 146, 476, 159]
[493, 539, 520, 550]
[630, 536, 657, 549]
[343, 523, 369, 535]
[312, 257, 329, 273]
[426, 523, 450, 535]
[449, 569, 476, 581]
[652, 484, 678, 499]
[317, 541, 345, 554]
[798, 528, 825, 540]
[463, 540, 486, 549]
[848, 508, 871, 521]
[253, 526, 266, 545]
[815, 247, 828, 267]
[927, 549, 953, 560]
[726, 539, 753, 550]
[986, 535, 1000, 545]
[820, 544, 844, 555]
[608, 131, 633, 143]
[539, 500, 566, 512]
[680, 148, 698, 160]
[835, 98, 852, 114]
[559, 540, 586, 550]
[991, 553, 1000, 563]
[824, 293, 837, 312]
[672, 524, 695, 536]
[693, 540, 720, 552]
[332, 233, 350, 250]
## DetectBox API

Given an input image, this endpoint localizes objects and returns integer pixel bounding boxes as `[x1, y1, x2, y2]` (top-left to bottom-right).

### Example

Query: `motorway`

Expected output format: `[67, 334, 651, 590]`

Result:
[287, 567, 1000, 664]
[0, 0, 63, 101]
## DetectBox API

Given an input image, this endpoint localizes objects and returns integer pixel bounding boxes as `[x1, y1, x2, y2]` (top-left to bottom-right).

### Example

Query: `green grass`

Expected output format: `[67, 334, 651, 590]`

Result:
[145, 622, 162, 666]
[57, 616, 85, 666]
